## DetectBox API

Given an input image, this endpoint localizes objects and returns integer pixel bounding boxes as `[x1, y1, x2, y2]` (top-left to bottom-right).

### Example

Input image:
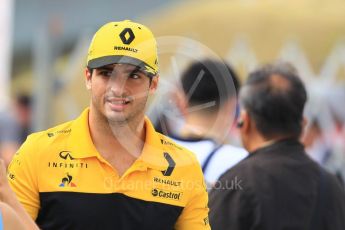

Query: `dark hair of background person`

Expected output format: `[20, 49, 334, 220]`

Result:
[180, 59, 240, 113]
[239, 62, 307, 139]
[16, 94, 31, 108]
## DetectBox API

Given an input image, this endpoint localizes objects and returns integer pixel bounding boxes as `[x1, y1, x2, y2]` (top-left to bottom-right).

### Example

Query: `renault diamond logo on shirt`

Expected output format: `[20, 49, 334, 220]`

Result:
[161, 152, 175, 176]
[119, 28, 135, 45]
[59, 151, 75, 160]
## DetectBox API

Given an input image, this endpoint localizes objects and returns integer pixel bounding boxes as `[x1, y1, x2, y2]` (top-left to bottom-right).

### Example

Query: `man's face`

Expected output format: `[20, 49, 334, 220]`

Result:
[85, 63, 158, 124]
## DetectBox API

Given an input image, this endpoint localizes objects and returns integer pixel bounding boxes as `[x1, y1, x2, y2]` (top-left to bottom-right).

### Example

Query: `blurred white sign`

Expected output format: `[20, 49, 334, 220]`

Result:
[0, 0, 14, 110]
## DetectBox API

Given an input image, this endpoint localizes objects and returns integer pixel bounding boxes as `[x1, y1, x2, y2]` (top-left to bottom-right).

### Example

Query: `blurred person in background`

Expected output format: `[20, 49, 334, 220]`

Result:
[303, 87, 345, 187]
[3, 20, 210, 229]
[303, 118, 345, 187]
[209, 62, 345, 230]
[162, 59, 247, 187]
[0, 94, 32, 166]
[13, 95, 32, 144]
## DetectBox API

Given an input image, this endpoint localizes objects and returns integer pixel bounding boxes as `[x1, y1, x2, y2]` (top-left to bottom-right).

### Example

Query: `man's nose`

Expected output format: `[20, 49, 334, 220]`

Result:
[108, 73, 127, 95]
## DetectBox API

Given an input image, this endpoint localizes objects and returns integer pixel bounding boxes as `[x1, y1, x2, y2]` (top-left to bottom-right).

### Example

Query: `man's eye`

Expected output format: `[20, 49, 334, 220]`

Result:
[129, 73, 140, 79]
[99, 71, 112, 77]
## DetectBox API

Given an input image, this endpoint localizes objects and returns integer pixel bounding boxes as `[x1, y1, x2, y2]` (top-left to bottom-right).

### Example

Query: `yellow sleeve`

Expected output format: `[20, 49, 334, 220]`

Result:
[7, 134, 40, 220]
[175, 164, 211, 230]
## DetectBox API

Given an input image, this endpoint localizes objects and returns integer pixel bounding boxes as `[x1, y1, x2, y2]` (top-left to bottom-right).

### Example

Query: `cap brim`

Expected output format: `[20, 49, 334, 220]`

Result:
[87, 55, 156, 76]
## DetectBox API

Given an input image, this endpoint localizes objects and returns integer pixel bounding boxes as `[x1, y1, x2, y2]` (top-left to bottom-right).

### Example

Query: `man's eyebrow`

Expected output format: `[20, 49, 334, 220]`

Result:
[96, 65, 144, 74]
[129, 67, 142, 73]
[127, 67, 146, 76]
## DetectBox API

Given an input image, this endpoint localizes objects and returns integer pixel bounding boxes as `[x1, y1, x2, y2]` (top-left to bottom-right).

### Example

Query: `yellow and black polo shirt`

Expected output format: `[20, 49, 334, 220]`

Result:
[8, 108, 210, 230]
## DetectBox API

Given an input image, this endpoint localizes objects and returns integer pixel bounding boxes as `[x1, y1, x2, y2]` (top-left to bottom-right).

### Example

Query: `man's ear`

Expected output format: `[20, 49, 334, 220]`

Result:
[149, 75, 159, 94]
[85, 68, 92, 90]
[238, 110, 250, 132]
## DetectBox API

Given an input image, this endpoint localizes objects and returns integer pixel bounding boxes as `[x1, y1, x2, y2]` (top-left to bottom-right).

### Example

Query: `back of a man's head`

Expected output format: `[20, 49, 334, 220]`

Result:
[180, 59, 239, 113]
[240, 62, 307, 139]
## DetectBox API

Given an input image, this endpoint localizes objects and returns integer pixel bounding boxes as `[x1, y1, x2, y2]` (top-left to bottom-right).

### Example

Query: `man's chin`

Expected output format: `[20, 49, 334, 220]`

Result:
[105, 111, 128, 124]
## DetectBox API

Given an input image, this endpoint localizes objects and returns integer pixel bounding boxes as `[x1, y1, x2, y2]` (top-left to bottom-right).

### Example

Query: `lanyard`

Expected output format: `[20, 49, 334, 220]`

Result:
[201, 145, 223, 173]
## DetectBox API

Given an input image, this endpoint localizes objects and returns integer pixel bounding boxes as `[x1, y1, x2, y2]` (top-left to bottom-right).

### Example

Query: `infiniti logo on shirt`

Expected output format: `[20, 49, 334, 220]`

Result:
[59, 151, 75, 160]
[47, 151, 88, 169]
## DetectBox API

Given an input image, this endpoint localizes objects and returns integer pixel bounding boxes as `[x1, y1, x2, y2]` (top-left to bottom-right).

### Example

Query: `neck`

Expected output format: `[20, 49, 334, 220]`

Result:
[88, 107, 146, 159]
[247, 134, 295, 153]
[180, 111, 230, 144]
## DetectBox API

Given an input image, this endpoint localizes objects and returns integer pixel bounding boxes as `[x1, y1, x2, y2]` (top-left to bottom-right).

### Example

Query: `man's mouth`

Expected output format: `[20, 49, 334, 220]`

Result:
[107, 99, 130, 105]
[105, 97, 132, 112]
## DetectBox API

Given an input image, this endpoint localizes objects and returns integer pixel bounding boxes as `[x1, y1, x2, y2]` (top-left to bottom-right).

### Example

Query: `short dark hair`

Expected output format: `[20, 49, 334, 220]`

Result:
[180, 59, 239, 112]
[239, 62, 307, 138]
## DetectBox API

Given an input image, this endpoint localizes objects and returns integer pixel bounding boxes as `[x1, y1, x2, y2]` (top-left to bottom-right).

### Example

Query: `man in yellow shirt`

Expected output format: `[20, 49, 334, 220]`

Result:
[5, 20, 210, 230]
